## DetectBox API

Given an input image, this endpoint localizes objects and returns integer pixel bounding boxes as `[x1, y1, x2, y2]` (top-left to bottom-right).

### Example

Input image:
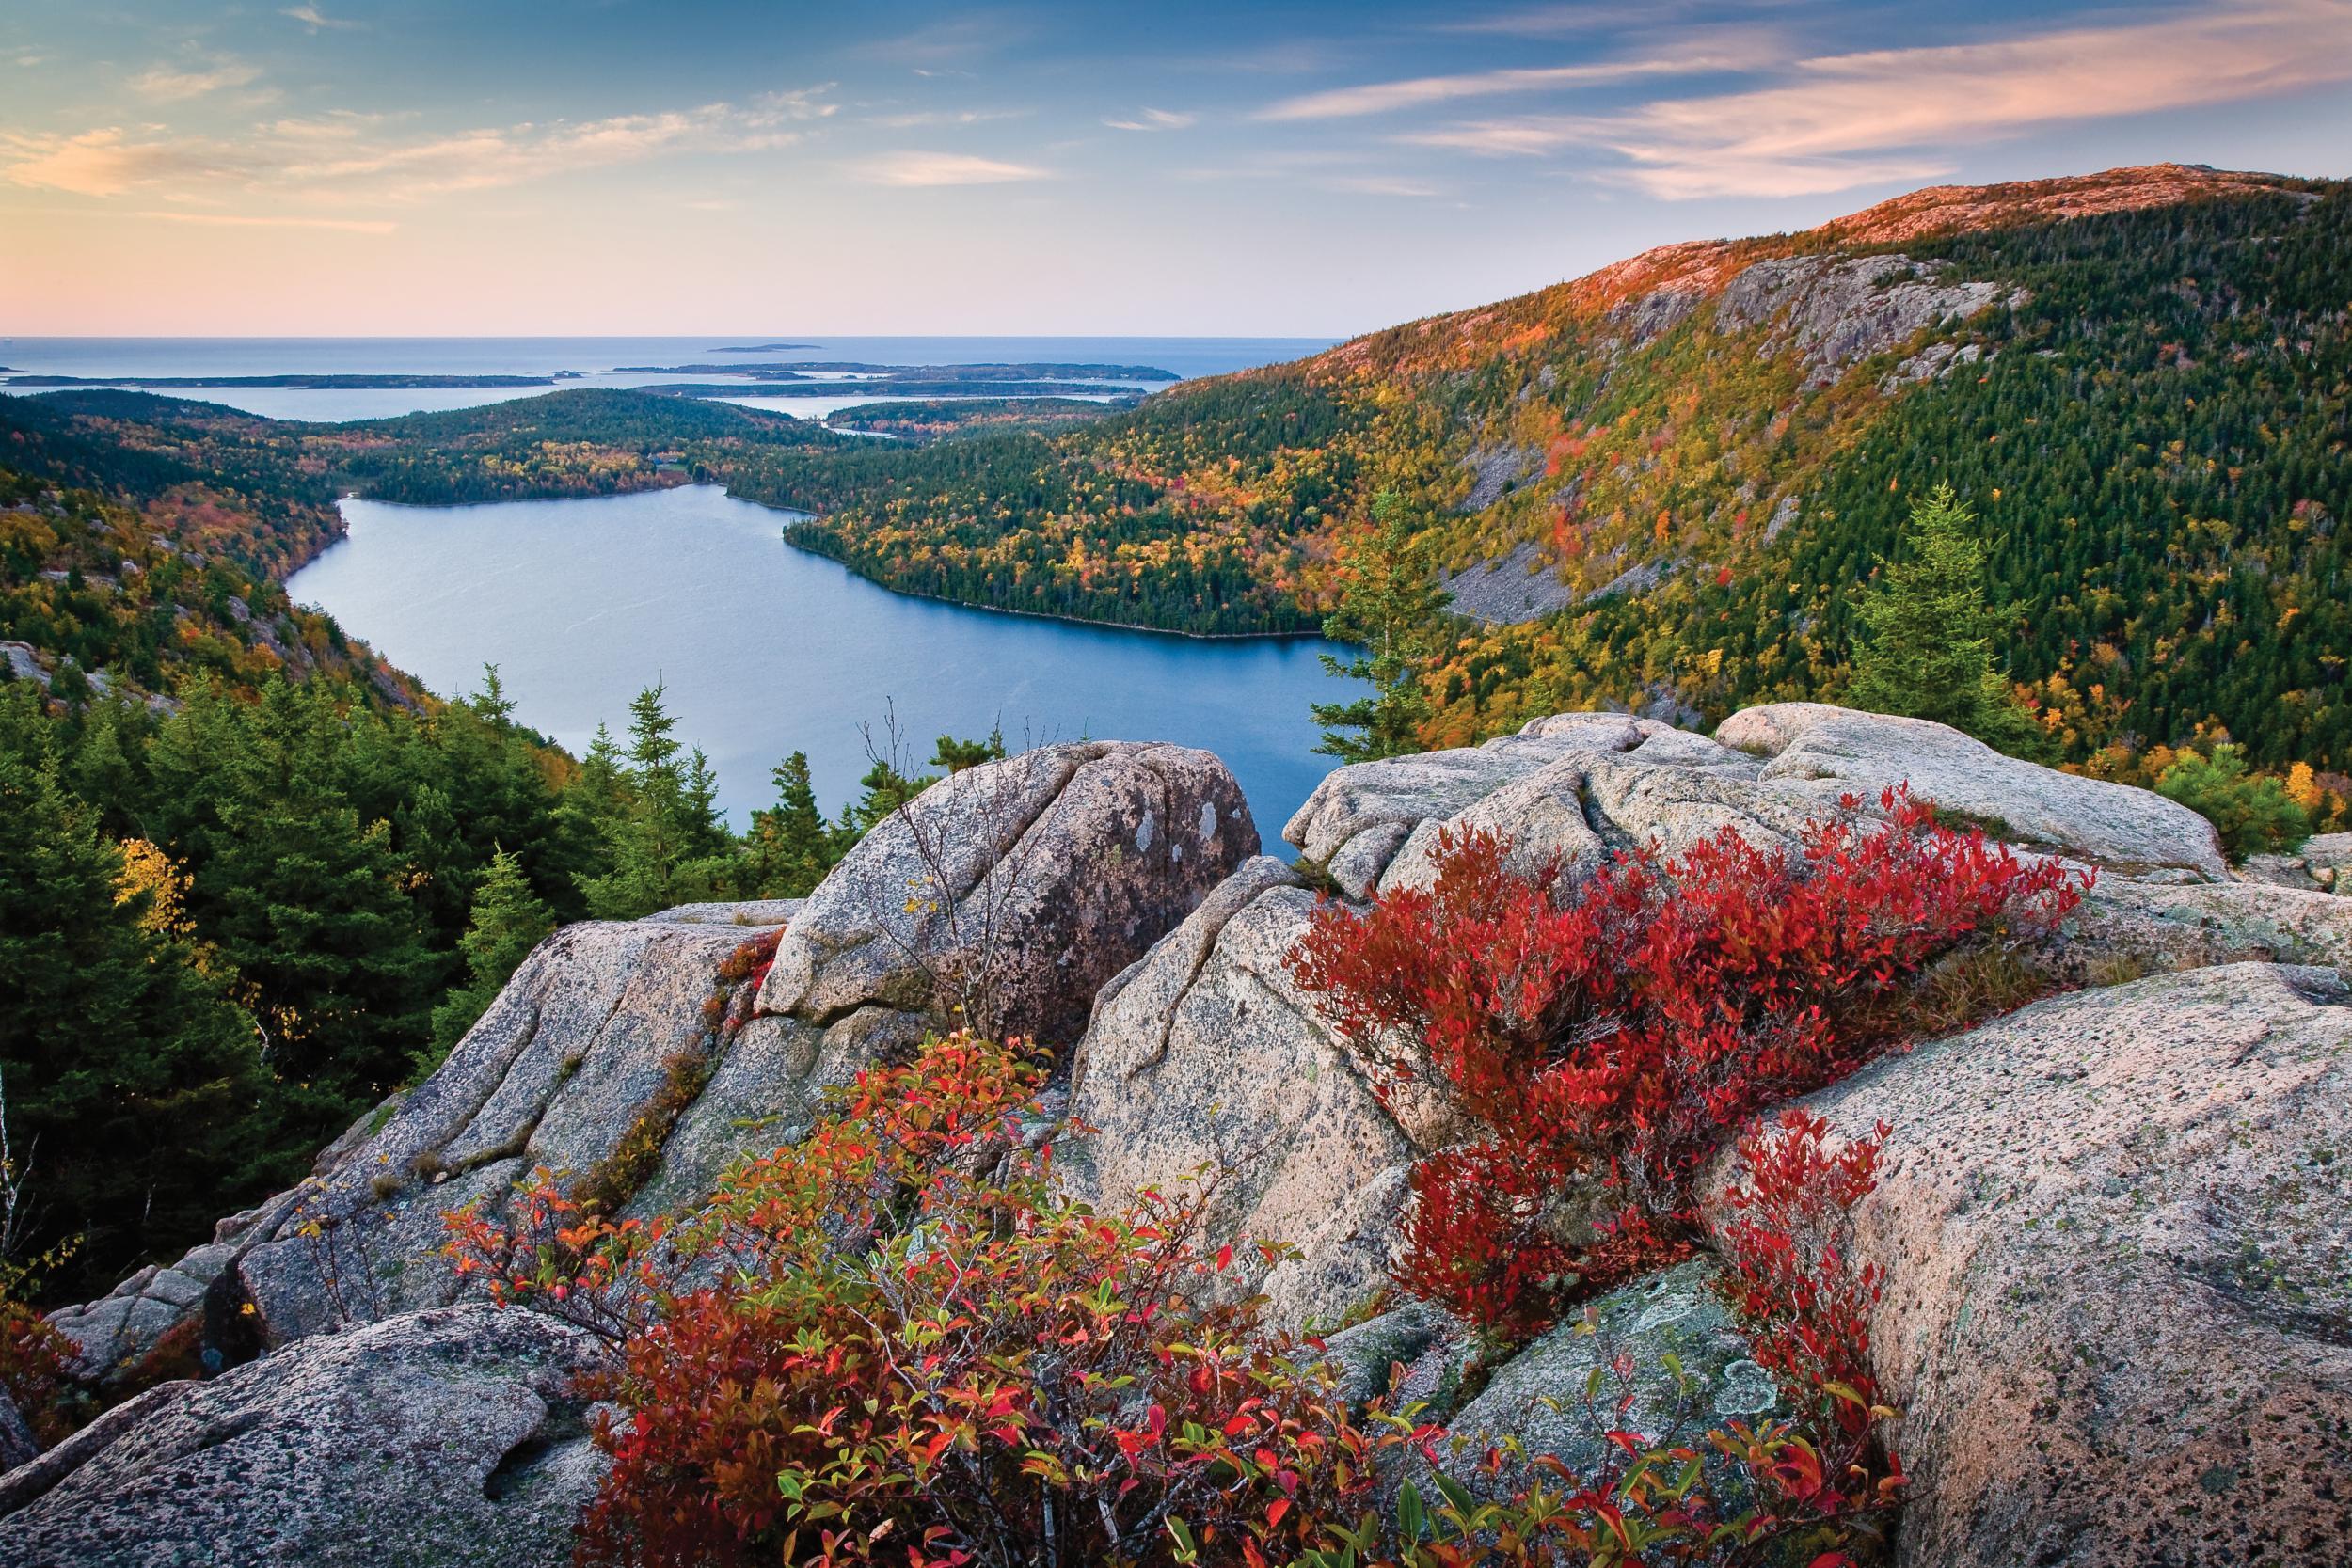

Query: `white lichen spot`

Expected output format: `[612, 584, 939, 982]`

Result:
[1136, 809, 1156, 852]
[1715, 1359, 1779, 1416]
[1632, 1293, 1698, 1332]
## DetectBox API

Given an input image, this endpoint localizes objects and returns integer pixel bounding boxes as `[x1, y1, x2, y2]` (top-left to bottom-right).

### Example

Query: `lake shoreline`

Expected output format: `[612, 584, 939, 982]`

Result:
[772, 539, 1331, 645]
[290, 485, 1357, 838]
[332, 480, 1337, 647]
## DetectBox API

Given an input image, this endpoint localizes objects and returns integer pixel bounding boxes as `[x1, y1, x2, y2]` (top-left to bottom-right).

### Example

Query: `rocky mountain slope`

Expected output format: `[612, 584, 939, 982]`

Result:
[13, 164, 2345, 771]
[8, 703, 2347, 1566]
[770, 166, 2352, 775]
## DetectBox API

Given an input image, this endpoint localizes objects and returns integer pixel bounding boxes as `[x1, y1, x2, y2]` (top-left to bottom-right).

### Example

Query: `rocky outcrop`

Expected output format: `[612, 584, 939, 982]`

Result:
[1715, 702, 2228, 877]
[52, 744, 1255, 1387]
[226, 915, 816, 1354]
[755, 741, 1256, 1044]
[1705, 964, 2352, 1568]
[1073, 702, 2340, 1345]
[1065, 857, 1452, 1330]
[2248, 831, 2350, 892]
[1439, 541, 1575, 625]
[32, 707, 2350, 1566]
[1454, 444, 1541, 514]
[1431, 1260, 1776, 1502]
[1713, 254, 2010, 388]
[0, 1306, 612, 1568]
[645, 897, 804, 926]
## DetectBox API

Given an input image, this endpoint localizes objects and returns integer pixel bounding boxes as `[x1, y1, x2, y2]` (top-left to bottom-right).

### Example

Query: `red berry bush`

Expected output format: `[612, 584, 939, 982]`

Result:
[1286, 789, 2083, 1337]
[446, 1032, 1923, 1568]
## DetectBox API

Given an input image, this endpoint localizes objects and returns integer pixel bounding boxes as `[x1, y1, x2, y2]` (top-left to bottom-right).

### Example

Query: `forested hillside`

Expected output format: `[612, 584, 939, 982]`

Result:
[760, 166, 2352, 781]
[0, 390, 973, 1300]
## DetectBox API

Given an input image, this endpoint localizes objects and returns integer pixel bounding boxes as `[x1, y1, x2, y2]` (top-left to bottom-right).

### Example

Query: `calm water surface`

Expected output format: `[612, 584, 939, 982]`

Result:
[287, 485, 1358, 847]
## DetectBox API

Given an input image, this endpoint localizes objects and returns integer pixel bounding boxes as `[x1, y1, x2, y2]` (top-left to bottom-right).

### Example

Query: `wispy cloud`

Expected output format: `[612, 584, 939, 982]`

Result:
[1257, 51, 1749, 120]
[1104, 107, 1196, 132]
[866, 106, 1024, 129]
[281, 5, 362, 31]
[1320, 174, 1441, 197]
[296, 96, 831, 198]
[137, 210, 395, 233]
[4, 90, 836, 202]
[853, 15, 1025, 72]
[1436, 4, 1680, 38]
[1, 129, 241, 197]
[1405, 0, 2352, 198]
[130, 57, 263, 103]
[852, 150, 1053, 186]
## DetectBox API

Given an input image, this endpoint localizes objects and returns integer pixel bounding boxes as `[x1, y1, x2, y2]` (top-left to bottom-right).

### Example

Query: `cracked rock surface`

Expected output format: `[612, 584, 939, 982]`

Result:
[1702, 963, 2352, 1568]
[755, 740, 1257, 1043]
[0, 1305, 612, 1568]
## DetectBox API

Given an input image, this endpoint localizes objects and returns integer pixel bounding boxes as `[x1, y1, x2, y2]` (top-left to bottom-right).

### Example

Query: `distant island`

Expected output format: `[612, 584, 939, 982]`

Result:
[826, 397, 1134, 440]
[643, 379, 1138, 400]
[706, 341, 819, 353]
[614, 360, 1180, 381]
[2, 372, 579, 388]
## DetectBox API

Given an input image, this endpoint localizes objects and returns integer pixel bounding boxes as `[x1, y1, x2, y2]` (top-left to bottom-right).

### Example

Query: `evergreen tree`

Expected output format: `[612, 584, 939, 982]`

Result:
[147, 678, 444, 1111]
[0, 736, 290, 1294]
[421, 847, 555, 1072]
[930, 728, 1007, 773]
[1845, 483, 2044, 756]
[844, 757, 934, 836]
[1311, 491, 1451, 763]
[743, 752, 841, 897]
[579, 683, 736, 919]
[2155, 743, 2312, 860]
[469, 663, 516, 724]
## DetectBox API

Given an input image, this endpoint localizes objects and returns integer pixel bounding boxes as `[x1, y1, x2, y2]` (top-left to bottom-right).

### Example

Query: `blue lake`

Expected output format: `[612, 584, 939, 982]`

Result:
[286, 485, 1359, 848]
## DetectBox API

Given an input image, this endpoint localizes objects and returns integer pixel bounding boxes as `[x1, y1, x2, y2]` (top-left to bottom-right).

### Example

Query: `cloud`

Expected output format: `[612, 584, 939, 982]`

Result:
[853, 150, 1052, 186]
[1257, 50, 1749, 120]
[136, 210, 395, 233]
[1320, 174, 1441, 197]
[1104, 108, 1196, 132]
[866, 107, 1024, 128]
[1, 129, 243, 197]
[5, 90, 836, 203]
[281, 5, 361, 30]
[1406, 0, 2352, 198]
[853, 15, 1024, 71]
[1437, 4, 1679, 38]
[131, 58, 264, 103]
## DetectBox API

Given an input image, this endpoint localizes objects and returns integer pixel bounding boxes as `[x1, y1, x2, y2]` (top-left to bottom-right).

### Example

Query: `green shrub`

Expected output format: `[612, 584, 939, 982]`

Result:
[2155, 743, 2311, 859]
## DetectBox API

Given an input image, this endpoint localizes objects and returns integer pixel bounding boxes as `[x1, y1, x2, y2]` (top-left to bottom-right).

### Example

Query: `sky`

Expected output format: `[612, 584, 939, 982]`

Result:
[4, 0, 2350, 338]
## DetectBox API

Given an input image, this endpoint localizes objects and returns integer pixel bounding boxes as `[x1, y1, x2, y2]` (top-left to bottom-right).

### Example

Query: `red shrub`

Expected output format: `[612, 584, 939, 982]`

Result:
[0, 1300, 79, 1447]
[1289, 788, 2082, 1335]
[1709, 1110, 1907, 1550]
[448, 1035, 1412, 1568]
[1718, 1111, 1892, 1446]
[449, 1035, 1908, 1568]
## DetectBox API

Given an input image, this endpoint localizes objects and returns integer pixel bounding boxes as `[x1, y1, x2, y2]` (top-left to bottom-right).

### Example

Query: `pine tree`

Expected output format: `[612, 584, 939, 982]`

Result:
[845, 757, 933, 836]
[422, 847, 555, 1072]
[743, 751, 841, 897]
[0, 739, 289, 1292]
[930, 728, 1007, 774]
[579, 683, 737, 919]
[1311, 491, 1451, 763]
[1845, 483, 2044, 756]
[468, 663, 516, 724]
